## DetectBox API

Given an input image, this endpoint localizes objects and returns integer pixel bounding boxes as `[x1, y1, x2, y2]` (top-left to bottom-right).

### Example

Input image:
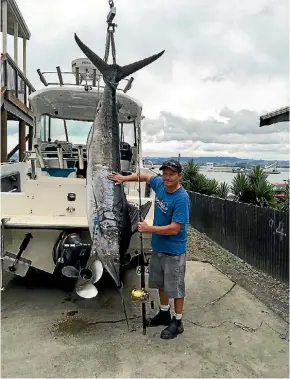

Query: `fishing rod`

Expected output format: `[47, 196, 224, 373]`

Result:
[136, 120, 147, 335]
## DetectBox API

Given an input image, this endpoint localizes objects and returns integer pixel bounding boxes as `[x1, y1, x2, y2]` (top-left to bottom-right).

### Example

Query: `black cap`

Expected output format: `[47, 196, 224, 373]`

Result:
[159, 159, 182, 173]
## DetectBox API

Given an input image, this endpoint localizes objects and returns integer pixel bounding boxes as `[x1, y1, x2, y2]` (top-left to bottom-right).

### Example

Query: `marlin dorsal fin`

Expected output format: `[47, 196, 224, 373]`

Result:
[128, 201, 152, 234]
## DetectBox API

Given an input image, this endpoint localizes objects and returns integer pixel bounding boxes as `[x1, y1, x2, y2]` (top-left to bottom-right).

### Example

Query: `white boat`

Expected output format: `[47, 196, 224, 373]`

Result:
[1, 58, 156, 287]
[264, 162, 281, 174]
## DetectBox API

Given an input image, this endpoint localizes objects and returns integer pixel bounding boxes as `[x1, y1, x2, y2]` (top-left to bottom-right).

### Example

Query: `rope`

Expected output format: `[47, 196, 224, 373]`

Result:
[103, 28, 116, 64]
[110, 30, 116, 64]
[103, 32, 111, 63]
[103, 0, 117, 64]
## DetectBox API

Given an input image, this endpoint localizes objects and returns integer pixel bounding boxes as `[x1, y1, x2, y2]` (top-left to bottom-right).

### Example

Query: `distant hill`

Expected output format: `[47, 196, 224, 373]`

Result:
[9, 152, 289, 168]
[144, 156, 289, 167]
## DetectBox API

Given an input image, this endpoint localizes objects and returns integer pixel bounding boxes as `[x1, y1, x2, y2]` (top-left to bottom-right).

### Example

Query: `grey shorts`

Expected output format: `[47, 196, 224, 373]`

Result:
[148, 251, 186, 298]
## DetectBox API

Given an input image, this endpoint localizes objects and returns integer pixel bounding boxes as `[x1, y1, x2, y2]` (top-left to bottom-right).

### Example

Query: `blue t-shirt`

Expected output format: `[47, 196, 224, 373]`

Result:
[149, 176, 191, 255]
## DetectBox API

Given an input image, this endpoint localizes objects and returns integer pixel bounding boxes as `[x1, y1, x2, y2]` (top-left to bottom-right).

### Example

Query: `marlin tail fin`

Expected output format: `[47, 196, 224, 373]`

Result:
[74, 33, 165, 82]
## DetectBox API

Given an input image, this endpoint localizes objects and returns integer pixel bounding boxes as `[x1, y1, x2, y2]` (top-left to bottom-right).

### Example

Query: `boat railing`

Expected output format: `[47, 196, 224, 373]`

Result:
[1, 53, 35, 110]
[24, 144, 86, 167]
[36, 66, 134, 94]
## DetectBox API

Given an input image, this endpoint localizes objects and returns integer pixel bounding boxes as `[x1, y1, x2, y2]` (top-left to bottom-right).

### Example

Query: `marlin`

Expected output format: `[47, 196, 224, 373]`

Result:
[70, 33, 165, 298]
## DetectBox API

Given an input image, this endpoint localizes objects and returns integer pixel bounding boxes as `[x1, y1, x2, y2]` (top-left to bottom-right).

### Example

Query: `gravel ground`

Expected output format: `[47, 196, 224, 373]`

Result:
[186, 226, 289, 324]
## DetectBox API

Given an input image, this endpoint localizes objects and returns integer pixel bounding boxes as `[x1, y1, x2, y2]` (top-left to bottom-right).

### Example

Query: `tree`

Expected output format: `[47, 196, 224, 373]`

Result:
[181, 160, 229, 198]
[216, 182, 230, 199]
[277, 180, 289, 212]
[231, 165, 276, 207]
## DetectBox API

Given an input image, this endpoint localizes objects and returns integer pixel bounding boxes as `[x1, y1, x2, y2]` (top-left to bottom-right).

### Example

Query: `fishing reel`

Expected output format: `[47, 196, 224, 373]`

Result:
[131, 288, 155, 309]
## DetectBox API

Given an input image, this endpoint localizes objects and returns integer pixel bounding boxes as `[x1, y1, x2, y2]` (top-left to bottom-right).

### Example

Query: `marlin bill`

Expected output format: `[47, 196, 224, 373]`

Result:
[69, 33, 164, 298]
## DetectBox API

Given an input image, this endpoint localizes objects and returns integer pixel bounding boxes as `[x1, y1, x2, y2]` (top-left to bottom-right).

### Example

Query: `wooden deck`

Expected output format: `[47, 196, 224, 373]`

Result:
[1, 53, 35, 162]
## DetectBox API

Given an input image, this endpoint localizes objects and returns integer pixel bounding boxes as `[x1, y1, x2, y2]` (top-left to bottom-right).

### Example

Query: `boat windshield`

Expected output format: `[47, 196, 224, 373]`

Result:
[40, 115, 136, 146]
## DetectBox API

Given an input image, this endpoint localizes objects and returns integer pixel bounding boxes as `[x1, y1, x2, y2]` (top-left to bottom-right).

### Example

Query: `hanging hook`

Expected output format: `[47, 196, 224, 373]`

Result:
[107, 7, 116, 24]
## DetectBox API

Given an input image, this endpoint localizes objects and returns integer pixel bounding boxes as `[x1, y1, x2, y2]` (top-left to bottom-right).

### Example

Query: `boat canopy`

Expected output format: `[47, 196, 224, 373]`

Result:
[28, 85, 143, 123]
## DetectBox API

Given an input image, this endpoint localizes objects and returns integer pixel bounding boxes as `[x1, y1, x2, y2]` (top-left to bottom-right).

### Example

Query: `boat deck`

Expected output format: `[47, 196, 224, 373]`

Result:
[2, 213, 153, 230]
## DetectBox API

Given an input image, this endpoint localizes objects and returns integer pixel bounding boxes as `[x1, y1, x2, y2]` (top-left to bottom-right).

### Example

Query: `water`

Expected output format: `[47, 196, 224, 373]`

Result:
[201, 169, 290, 185]
[151, 166, 289, 185]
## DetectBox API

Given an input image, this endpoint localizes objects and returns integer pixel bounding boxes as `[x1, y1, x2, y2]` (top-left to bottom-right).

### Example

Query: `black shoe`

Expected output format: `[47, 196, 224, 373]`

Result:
[146, 307, 172, 327]
[160, 316, 184, 339]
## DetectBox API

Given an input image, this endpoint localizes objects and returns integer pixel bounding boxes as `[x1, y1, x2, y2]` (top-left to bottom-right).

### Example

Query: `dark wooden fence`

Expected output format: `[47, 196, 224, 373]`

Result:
[187, 191, 289, 283]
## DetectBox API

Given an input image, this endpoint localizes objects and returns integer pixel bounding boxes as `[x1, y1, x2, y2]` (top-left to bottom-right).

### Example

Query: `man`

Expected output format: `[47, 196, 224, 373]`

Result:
[108, 159, 191, 339]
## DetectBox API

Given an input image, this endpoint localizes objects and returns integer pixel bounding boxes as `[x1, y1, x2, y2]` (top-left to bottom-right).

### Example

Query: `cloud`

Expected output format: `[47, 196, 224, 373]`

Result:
[142, 108, 289, 159]
[5, 0, 289, 161]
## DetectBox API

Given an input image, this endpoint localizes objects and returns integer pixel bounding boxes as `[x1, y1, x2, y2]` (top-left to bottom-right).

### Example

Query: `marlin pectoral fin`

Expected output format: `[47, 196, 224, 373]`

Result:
[128, 200, 152, 233]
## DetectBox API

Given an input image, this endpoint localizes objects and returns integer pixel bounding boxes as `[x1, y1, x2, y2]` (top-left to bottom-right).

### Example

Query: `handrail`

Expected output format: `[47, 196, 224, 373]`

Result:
[1, 53, 35, 110]
[7, 134, 30, 160]
[36, 66, 133, 93]
[1, 53, 35, 91]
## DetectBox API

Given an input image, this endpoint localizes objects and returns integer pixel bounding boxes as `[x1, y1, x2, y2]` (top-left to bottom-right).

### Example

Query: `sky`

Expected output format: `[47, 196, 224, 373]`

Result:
[4, 0, 290, 160]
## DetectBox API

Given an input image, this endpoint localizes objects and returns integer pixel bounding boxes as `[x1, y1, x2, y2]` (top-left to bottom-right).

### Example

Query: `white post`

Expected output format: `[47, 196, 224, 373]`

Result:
[14, 22, 19, 65]
[23, 38, 27, 75]
[2, 0, 8, 53]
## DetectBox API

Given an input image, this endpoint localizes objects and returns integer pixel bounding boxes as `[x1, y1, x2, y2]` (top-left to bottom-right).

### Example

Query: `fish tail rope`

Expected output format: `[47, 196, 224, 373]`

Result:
[103, 1, 117, 65]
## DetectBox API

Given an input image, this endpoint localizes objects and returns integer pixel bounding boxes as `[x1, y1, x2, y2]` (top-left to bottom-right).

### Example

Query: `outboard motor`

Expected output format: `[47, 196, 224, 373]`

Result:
[53, 231, 91, 277]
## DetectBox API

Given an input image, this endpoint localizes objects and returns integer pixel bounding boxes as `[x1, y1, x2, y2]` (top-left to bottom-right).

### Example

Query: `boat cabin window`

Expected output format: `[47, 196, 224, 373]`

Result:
[38, 115, 138, 177]
[40, 115, 92, 144]
[40, 115, 137, 146]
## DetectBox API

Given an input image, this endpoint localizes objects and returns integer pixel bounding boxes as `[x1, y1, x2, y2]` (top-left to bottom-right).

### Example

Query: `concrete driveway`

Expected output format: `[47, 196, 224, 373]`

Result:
[1, 261, 289, 378]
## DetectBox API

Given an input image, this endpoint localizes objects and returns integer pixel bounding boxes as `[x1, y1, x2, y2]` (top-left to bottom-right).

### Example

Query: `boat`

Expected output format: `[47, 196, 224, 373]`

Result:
[232, 167, 244, 173]
[1, 54, 156, 287]
[264, 162, 281, 174]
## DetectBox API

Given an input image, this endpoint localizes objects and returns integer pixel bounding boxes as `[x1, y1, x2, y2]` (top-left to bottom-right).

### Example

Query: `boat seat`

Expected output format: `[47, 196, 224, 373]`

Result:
[75, 160, 88, 178]
[41, 168, 76, 177]
[120, 141, 133, 161]
[44, 145, 58, 158]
